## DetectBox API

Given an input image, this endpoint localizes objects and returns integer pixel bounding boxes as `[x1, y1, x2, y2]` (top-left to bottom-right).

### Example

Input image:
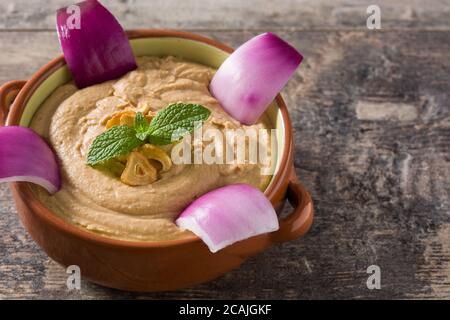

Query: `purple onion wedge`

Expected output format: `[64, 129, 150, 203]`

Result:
[0, 126, 60, 194]
[56, 0, 137, 88]
[176, 184, 279, 253]
[210, 32, 303, 125]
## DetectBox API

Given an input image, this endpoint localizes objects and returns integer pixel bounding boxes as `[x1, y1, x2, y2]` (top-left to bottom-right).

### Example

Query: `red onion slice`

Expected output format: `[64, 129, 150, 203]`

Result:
[176, 184, 279, 253]
[0, 126, 60, 194]
[56, 0, 137, 88]
[210, 32, 303, 125]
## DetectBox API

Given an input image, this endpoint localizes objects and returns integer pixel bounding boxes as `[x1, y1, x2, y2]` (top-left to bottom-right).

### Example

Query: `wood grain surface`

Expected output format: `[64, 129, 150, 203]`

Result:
[0, 0, 449, 299]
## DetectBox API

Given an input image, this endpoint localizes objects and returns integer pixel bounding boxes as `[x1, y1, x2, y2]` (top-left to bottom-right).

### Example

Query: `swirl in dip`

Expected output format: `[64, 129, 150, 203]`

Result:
[30, 56, 272, 241]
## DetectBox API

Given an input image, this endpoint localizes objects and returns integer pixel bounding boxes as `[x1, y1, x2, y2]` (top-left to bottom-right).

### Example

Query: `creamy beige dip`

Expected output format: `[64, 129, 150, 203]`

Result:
[30, 56, 272, 242]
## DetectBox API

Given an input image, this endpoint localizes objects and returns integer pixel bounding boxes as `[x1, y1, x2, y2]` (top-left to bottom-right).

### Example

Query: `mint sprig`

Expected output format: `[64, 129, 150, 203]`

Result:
[87, 103, 211, 165]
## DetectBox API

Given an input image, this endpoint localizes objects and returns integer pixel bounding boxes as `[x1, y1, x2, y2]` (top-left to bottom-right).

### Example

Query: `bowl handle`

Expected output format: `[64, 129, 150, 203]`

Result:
[0, 80, 27, 126]
[272, 170, 314, 244]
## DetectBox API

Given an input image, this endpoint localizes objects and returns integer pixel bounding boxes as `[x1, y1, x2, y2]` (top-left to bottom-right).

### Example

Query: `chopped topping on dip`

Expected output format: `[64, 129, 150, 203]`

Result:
[87, 103, 210, 186]
[120, 151, 157, 186]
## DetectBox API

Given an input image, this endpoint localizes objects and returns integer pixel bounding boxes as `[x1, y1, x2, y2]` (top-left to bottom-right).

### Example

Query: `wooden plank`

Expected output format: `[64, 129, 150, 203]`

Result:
[0, 29, 449, 299]
[1, 0, 450, 31]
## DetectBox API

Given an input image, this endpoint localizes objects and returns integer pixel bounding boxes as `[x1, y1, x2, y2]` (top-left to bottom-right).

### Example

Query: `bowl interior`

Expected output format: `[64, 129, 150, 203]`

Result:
[19, 37, 286, 191]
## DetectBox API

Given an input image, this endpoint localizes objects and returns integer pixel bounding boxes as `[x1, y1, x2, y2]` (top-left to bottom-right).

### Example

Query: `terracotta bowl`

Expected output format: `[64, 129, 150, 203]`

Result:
[0, 30, 313, 292]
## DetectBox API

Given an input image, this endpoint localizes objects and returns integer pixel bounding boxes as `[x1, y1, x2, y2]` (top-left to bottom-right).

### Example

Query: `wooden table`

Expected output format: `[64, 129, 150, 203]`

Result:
[0, 0, 449, 299]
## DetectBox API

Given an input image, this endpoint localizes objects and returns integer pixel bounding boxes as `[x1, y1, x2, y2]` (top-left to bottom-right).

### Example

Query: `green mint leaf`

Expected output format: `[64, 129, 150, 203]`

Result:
[134, 112, 150, 141]
[147, 103, 211, 145]
[87, 125, 144, 165]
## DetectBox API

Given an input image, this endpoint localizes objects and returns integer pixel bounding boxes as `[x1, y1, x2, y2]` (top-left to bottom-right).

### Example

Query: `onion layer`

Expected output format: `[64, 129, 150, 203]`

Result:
[210, 32, 303, 125]
[176, 184, 279, 253]
[56, 0, 137, 88]
[0, 126, 60, 194]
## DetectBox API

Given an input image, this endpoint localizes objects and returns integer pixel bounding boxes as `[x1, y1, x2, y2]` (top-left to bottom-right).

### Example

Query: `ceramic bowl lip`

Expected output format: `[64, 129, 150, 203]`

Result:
[7, 29, 293, 249]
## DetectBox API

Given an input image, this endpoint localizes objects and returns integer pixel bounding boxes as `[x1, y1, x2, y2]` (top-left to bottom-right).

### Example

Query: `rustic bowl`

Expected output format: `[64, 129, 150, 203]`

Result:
[0, 30, 313, 292]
